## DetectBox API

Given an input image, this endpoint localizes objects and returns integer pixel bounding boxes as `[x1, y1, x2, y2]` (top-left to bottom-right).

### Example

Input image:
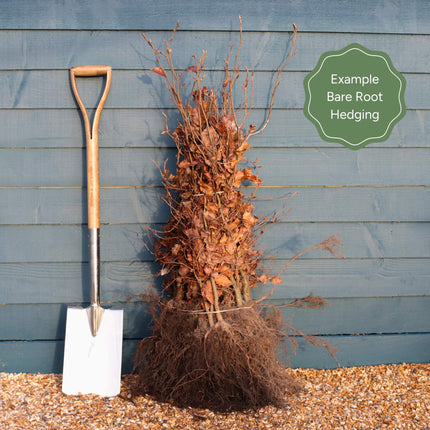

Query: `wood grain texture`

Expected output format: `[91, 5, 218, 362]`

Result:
[0, 0, 428, 34]
[2, 109, 429, 149]
[0, 222, 428, 263]
[1, 334, 428, 373]
[1, 257, 429, 305]
[0, 70, 428, 110]
[1, 148, 429, 187]
[288, 333, 430, 369]
[257, 258, 430, 300]
[1, 297, 428, 341]
[0, 261, 161, 304]
[1, 186, 429, 225]
[1, 258, 429, 304]
[0, 148, 175, 187]
[0, 302, 151, 340]
[1, 31, 428, 73]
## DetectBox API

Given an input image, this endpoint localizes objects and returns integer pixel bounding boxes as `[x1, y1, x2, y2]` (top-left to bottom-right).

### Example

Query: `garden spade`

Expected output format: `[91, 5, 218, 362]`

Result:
[62, 65, 123, 397]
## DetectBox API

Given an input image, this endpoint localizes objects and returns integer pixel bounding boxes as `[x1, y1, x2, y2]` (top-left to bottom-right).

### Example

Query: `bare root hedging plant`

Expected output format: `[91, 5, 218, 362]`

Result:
[133, 19, 344, 411]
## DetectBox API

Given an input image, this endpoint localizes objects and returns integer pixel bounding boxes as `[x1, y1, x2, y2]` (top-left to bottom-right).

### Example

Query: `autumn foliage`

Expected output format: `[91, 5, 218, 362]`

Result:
[144, 20, 298, 321]
[133, 20, 343, 410]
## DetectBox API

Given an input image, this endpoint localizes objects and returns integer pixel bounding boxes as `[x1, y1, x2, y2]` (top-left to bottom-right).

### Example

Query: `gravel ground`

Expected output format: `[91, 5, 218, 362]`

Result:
[1, 363, 429, 429]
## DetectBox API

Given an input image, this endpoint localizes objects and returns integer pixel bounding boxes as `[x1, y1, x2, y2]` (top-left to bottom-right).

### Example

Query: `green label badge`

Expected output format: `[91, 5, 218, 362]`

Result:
[304, 43, 406, 149]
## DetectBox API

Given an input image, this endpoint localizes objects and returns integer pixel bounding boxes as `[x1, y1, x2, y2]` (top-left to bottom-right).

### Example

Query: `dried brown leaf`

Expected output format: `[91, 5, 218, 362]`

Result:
[186, 65, 198, 73]
[151, 67, 167, 77]
[214, 274, 231, 287]
[201, 280, 214, 304]
[243, 211, 257, 227]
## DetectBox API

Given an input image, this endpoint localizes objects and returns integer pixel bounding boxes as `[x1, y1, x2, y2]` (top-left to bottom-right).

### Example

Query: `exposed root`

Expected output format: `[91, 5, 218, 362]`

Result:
[132, 299, 301, 411]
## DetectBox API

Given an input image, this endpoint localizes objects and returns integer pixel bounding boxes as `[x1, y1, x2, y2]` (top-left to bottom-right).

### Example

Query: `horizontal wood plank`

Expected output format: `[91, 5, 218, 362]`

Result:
[260, 222, 430, 260]
[1, 148, 429, 187]
[1, 333, 429, 373]
[258, 258, 430, 300]
[1, 256, 429, 306]
[0, 0, 428, 34]
[275, 297, 430, 336]
[0, 261, 161, 304]
[0, 339, 140, 374]
[1, 258, 429, 304]
[2, 109, 429, 149]
[1, 186, 429, 225]
[1, 297, 429, 341]
[1, 31, 428, 73]
[0, 302, 151, 340]
[0, 222, 428, 263]
[0, 148, 174, 187]
[0, 70, 427, 110]
[288, 333, 430, 369]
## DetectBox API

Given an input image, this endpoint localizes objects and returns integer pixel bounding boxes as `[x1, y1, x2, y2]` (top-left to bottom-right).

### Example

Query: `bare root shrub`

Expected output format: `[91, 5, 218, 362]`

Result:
[133, 18, 343, 411]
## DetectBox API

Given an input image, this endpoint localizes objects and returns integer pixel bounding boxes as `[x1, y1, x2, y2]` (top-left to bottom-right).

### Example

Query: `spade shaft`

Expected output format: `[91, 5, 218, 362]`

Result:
[88, 227, 103, 336]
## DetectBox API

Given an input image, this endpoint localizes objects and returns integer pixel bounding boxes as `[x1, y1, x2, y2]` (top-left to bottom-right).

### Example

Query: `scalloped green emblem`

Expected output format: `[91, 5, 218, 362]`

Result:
[304, 43, 406, 149]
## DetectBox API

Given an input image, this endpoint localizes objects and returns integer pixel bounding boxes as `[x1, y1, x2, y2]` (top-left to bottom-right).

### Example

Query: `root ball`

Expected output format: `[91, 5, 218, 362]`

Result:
[133, 300, 301, 411]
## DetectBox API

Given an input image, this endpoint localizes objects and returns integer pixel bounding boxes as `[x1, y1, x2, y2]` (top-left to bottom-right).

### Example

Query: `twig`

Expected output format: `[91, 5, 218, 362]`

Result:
[247, 23, 298, 138]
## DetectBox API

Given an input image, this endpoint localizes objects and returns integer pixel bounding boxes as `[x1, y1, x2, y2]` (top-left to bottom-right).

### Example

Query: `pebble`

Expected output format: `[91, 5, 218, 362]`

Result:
[1, 363, 429, 429]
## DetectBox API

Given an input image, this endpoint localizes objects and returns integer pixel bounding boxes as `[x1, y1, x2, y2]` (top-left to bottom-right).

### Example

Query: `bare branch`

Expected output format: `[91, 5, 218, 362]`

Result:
[247, 23, 299, 139]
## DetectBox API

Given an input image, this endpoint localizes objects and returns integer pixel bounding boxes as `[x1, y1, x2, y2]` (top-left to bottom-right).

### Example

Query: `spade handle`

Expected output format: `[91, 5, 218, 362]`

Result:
[70, 65, 112, 229]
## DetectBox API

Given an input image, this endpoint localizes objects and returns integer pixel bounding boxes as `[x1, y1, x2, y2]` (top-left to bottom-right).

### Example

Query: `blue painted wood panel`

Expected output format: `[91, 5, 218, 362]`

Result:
[0, 109, 430, 149]
[1, 186, 429, 224]
[1, 334, 429, 373]
[1, 259, 429, 305]
[0, 0, 429, 372]
[1, 109, 430, 149]
[0, 222, 429, 263]
[0, 70, 428, 109]
[1, 148, 429, 187]
[1, 297, 429, 341]
[1, 31, 429, 73]
[0, 0, 428, 34]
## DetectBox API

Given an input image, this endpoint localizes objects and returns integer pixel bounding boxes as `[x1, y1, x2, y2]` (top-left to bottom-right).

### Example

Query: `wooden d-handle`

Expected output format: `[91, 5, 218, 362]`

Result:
[70, 65, 112, 229]
[71, 64, 112, 77]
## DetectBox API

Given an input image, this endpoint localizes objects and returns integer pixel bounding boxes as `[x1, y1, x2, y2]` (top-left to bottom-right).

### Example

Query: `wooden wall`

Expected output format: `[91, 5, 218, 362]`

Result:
[0, 0, 429, 373]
